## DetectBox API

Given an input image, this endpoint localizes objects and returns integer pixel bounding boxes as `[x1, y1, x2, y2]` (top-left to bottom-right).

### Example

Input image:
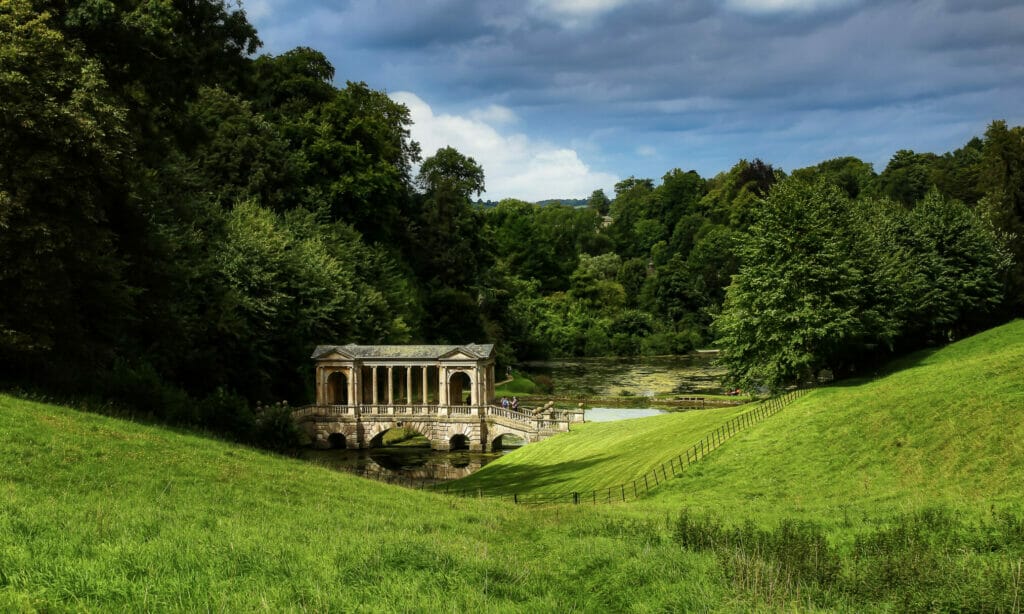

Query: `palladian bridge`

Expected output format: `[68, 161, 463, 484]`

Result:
[292, 343, 583, 452]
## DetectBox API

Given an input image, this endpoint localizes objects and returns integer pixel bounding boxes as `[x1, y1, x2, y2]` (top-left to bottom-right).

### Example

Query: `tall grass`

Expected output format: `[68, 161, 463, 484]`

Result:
[674, 506, 1024, 612]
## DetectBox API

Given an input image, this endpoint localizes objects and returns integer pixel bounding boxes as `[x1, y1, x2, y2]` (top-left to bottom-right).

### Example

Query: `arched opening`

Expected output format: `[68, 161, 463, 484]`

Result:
[367, 426, 431, 471]
[327, 371, 348, 405]
[491, 433, 526, 451]
[449, 434, 470, 451]
[449, 371, 472, 405]
[327, 432, 347, 449]
[368, 427, 430, 449]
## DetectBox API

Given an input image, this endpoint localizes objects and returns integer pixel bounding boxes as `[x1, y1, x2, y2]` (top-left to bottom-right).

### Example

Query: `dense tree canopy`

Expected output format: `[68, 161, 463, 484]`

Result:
[1, 0, 1020, 440]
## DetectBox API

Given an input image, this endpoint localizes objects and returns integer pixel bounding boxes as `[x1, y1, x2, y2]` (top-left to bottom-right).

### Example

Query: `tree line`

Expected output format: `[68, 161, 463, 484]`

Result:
[2, 0, 1022, 440]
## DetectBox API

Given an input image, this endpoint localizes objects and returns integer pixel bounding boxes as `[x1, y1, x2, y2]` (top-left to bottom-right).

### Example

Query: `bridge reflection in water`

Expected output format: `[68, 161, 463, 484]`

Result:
[301, 445, 513, 485]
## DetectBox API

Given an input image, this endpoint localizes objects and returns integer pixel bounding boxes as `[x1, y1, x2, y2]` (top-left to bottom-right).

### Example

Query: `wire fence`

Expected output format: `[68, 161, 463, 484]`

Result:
[327, 389, 810, 504]
[441, 388, 811, 505]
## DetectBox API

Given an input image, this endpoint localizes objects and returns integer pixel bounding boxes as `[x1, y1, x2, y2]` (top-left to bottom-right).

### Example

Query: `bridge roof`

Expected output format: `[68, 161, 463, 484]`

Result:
[312, 343, 495, 361]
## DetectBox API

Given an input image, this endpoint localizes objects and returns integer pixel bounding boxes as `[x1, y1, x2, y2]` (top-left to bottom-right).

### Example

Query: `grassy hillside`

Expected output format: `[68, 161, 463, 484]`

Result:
[460, 320, 1024, 523]
[639, 319, 1024, 522]
[0, 394, 723, 612]
[2, 320, 1022, 611]
[453, 403, 752, 495]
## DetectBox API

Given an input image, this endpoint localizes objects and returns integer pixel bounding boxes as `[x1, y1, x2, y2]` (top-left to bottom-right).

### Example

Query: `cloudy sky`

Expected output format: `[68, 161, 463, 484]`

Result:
[246, 0, 1024, 201]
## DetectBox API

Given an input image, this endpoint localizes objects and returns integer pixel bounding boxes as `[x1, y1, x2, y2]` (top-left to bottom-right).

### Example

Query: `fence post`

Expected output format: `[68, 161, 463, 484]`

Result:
[514, 494, 518, 504]
[621, 484, 626, 501]
[662, 464, 668, 481]
[573, 491, 579, 505]
[644, 475, 649, 491]
[653, 470, 659, 485]
[633, 481, 638, 498]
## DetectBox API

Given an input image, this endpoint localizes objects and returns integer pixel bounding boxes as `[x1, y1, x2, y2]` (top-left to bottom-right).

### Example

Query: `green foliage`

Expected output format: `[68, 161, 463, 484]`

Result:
[675, 507, 1024, 612]
[790, 156, 876, 199]
[714, 177, 1009, 390]
[0, 0, 132, 368]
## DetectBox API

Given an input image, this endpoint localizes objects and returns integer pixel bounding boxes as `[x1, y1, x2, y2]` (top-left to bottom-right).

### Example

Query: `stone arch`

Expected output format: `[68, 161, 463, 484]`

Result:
[366, 421, 433, 448]
[488, 424, 533, 449]
[449, 433, 470, 451]
[327, 371, 348, 405]
[448, 370, 473, 405]
[491, 432, 527, 451]
[327, 432, 347, 449]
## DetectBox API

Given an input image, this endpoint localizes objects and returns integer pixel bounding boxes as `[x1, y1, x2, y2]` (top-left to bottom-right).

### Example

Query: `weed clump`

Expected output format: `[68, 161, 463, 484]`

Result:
[675, 506, 1024, 612]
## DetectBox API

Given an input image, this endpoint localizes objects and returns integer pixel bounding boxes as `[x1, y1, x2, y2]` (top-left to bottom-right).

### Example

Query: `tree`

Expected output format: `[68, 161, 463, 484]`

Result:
[876, 149, 938, 207]
[713, 178, 884, 390]
[0, 1, 132, 374]
[978, 120, 1024, 312]
[586, 188, 611, 216]
[790, 156, 876, 199]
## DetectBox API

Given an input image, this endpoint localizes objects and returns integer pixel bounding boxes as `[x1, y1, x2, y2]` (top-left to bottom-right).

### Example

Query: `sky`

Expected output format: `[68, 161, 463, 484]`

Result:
[245, 0, 1024, 202]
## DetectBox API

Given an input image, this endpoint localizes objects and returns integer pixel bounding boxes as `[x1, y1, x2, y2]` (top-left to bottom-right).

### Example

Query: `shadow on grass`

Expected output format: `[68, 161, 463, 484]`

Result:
[446, 453, 616, 495]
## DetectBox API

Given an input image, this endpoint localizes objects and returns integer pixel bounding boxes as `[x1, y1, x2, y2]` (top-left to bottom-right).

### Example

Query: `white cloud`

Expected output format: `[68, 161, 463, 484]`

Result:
[636, 145, 658, 157]
[469, 104, 519, 125]
[723, 0, 855, 13]
[392, 92, 618, 201]
[528, 0, 639, 27]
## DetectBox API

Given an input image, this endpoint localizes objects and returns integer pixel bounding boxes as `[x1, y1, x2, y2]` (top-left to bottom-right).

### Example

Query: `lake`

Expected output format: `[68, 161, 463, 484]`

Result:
[521, 352, 724, 397]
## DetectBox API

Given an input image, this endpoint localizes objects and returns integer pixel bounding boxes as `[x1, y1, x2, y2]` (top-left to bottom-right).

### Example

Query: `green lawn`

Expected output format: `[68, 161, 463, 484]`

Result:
[2, 320, 1023, 611]
[451, 403, 753, 496]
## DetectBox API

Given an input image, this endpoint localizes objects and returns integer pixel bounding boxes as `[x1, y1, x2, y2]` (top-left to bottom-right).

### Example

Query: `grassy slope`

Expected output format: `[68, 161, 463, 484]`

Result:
[2, 321, 1022, 611]
[0, 395, 720, 612]
[639, 319, 1024, 523]
[462, 320, 1024, 524]
[454, 404, 752, 495]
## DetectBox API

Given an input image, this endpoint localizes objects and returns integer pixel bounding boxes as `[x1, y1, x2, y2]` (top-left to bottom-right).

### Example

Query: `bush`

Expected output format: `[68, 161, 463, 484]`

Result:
[674, 506, 1024, 612]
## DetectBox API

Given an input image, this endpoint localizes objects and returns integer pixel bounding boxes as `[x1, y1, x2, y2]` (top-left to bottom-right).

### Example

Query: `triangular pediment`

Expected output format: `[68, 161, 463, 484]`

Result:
[311, 344, 357, 360]
[439, 350, 477, 361]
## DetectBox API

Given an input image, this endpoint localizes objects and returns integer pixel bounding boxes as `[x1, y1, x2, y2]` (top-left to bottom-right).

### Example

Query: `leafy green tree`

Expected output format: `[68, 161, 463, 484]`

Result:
[790, 156, 876, 199]
[713, 179, 885, 390]
[653, 168, 705, 231]
[978, 120, 1024, 312]
[876, 149, 938, 207]
[700, 159, 778, 228]
[586, 188, 611, 216]
[905, 190, 1010, 340]
[0, 1, 132, 373]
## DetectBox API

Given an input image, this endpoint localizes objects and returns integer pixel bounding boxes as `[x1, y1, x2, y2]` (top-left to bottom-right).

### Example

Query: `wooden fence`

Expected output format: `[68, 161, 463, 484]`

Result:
[443, 388, 810, 505]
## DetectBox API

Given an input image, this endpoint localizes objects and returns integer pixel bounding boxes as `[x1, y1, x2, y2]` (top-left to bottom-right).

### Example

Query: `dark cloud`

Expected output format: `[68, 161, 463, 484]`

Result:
[249, 0, 1024, 191]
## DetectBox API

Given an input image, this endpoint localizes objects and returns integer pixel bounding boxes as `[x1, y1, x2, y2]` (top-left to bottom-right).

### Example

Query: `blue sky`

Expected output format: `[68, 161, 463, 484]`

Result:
[245, 0, 1024, 201]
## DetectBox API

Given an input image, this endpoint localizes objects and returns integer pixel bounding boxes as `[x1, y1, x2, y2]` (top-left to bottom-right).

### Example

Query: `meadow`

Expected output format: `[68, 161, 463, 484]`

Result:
[2, 321, 1023, 611]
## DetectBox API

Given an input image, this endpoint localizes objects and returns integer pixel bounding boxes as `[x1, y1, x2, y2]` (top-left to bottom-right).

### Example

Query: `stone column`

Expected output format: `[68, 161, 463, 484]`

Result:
[439, 368, 448, 406]
[347, 368, 355, 406]
[387, 366, 394, 406]
[469, 372, 477, 407]
[372, 366, 378, 405]
[406, 366, 413, 404]
[316, 367, 324, 405]
[422, 367, 428, 404]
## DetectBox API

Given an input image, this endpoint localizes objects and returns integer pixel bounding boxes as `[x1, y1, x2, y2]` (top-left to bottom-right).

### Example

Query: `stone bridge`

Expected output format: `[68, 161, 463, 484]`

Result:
[293, 403, 584, 451]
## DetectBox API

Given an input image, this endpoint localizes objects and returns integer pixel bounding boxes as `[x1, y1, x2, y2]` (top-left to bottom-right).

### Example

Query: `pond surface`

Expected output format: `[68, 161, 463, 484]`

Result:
[301, 446, 510, 484]
[585, 407, 667, 422]
[522, 352, 724, 397]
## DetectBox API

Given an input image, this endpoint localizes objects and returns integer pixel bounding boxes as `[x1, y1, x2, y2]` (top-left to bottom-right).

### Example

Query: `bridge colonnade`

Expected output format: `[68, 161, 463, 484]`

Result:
[298, 343, 582, 451]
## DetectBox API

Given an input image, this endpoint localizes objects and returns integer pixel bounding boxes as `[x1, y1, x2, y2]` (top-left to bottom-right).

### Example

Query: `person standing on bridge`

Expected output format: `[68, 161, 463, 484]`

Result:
[501, 396, 510, 410]
[511, 396, 519, 411]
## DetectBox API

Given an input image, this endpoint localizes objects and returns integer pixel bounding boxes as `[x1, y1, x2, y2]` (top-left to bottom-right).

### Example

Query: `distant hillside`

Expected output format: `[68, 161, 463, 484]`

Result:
[474, 198, 588, 208]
